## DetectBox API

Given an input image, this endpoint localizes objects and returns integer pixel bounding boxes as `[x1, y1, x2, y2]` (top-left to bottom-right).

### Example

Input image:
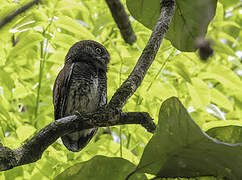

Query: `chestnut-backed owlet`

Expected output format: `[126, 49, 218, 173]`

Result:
[53, 40, 110, 152]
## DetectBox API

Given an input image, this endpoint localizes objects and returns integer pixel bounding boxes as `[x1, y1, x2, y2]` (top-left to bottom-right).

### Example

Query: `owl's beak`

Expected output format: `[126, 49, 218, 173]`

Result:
[94, 57, 108, 72]
[97, 55, 109, 65]
[102, 55, 110, 64]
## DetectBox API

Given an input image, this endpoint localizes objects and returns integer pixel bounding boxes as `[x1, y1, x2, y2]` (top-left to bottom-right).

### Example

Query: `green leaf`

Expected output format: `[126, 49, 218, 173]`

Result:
[199, 65, 242, 90]
[16, 125, 36, 141]
[127, 0, 217, 51]
[84, 134, 140, 164]
[213, 21, 241, 29]
[4, 166, 23, 180]
[220, 0, 240, 9]
[54, 155, 147, 180]
[217, 31, 239, 45]
[0, 69, 15, 90]
[148, 81, 178, 100]
[8, 31, 43, 59]
[12, 10, 48, 30]
[212, 39, 236, 56]
[206, 104, 226, 120]
[211, 88, 233, 111]
[203, 120, 242, 132]
[54, 16, 95, 40]
[187, 78, 211, 108]
[52, 32, 77, 49]
[0, 4, 18, 18]
[135, 97, 242, 179]
[127, 0, 160, 31]
[47, 146, 67, 163]
[0, 126, 3, 140]
[172, 61, 191, 82]
[0, 96, 11, 120]
[205, 122, 242, 143]
[13, 82, 31, 99]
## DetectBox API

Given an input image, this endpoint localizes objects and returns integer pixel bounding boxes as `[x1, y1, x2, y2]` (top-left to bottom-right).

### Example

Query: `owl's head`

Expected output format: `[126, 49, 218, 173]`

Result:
[65, 40, 110, 72]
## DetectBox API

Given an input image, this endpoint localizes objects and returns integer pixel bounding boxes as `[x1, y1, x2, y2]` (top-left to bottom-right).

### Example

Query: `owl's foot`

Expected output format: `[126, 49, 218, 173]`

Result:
[74, 111, 82, 116]
[74, 111, 98, 127]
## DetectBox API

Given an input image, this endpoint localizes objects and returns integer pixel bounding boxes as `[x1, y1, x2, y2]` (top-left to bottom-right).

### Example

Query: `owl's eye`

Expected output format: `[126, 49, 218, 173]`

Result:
[95, 47, 102, 54]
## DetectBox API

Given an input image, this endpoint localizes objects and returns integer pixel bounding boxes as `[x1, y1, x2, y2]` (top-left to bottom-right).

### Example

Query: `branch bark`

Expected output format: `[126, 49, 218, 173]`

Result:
[0, 0, 40, 29]
[105, 0, 137, 44]
[0, 0, 175, 172]
[0, 111, 154, 171]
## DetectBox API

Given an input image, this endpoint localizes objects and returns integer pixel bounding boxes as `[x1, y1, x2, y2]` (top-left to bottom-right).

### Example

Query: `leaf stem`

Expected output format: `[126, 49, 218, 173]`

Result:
[34, 17, 55, 122]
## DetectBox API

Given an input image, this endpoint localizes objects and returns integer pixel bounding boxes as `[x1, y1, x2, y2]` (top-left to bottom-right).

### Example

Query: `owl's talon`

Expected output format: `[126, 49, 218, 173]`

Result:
[74, 111, 82, 116]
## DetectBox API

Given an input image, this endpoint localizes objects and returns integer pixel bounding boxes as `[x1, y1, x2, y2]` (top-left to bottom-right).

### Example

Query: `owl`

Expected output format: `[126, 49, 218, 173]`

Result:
[53, 40, 110, 152]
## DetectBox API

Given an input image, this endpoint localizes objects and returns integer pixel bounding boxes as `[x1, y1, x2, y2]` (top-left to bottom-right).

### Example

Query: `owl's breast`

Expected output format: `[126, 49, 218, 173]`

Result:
[64, 63, 101, 116]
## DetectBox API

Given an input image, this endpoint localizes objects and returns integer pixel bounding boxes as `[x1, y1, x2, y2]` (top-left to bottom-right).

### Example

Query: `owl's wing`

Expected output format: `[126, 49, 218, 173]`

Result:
[53, 63, 74, 120]
[99, 72, 107, 106]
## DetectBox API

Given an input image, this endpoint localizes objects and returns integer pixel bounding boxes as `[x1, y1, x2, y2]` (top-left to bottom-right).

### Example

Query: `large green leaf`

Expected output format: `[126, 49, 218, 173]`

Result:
[134, 97, 242, 179]
[127, 0, 217, 51]
[55, 155, 147, 180]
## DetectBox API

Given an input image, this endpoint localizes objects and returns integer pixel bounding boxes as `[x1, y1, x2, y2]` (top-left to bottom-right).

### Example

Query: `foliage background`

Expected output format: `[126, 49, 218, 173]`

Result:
[0, 0, 241, 179]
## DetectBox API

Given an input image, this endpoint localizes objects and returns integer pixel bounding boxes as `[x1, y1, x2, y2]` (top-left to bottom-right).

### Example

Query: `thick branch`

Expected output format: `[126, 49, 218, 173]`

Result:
[108, 0, 175, 109]
[0, 111, 154, 171]
[0, 0, 39, 29]
[105, 0, 137, 44]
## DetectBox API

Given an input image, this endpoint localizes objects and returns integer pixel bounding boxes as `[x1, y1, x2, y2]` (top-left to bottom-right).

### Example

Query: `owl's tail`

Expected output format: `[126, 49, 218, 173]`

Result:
[61, 128, 97, 152]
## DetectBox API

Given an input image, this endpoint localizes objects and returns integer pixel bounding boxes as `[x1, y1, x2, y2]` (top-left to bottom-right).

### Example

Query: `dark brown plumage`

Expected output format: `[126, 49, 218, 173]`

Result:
[53, 40, 110, 152]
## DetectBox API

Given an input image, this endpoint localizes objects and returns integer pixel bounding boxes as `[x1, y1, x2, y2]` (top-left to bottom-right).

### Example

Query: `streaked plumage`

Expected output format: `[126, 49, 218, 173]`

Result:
[53, 40, 110, 152]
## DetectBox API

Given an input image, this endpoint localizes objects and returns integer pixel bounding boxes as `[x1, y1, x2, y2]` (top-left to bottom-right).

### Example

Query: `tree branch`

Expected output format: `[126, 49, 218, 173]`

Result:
[108, 0, 175, 110]
[0, 0, 40, 29]
[0, 0, 175, 172]
[105, 0, 137, 44]
[0, 111, 154, 171]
